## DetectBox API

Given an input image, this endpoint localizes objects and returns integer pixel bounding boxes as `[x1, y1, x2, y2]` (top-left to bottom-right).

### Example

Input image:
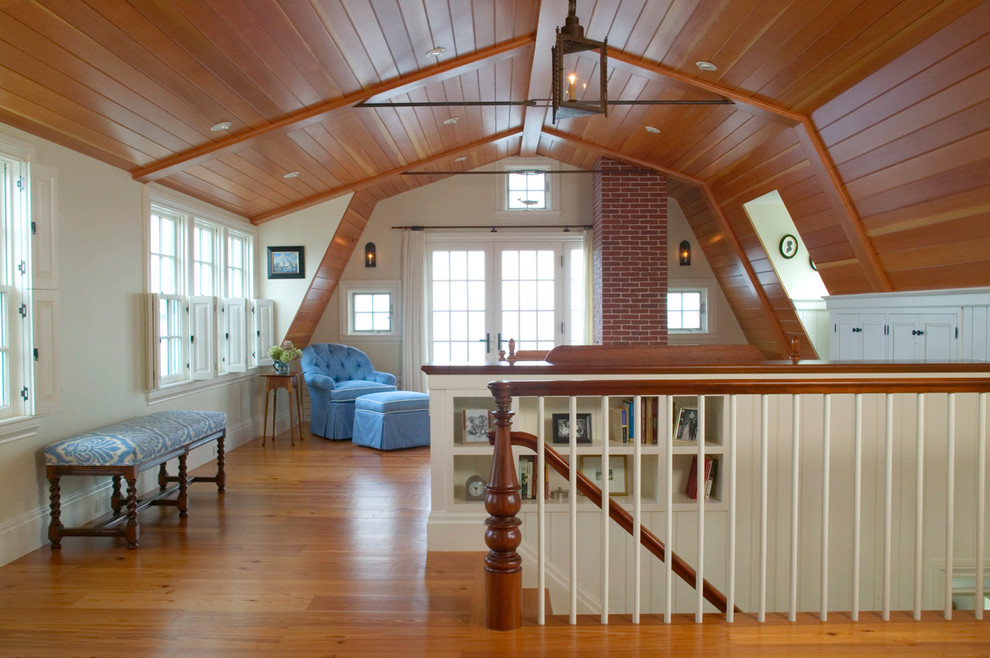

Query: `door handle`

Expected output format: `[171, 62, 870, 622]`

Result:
[479, 333, 490, 352]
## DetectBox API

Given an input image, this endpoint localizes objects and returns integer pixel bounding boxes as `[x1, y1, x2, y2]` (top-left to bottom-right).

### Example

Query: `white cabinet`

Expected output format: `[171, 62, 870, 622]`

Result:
[827, 288, 988, 362]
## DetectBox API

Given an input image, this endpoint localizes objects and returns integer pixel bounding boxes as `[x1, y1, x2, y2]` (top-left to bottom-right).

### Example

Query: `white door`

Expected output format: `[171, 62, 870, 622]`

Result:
[428, 237, 584, 363]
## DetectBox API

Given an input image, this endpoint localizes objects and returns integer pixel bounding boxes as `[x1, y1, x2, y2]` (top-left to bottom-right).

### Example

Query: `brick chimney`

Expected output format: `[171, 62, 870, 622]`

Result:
[592, 157, 668, 345]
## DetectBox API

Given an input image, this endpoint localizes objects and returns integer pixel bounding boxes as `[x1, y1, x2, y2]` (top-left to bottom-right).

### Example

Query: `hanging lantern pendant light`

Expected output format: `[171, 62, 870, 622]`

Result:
[552, 0, 608, 122]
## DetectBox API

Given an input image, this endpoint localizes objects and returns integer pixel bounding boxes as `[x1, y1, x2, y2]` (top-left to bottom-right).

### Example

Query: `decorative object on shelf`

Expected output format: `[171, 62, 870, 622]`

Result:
[267, 245, 305, 279]
[579, 455, 628, 496]
[463, 409, 493, 443]
[364, 242, 376, 267]
[552, 412, 592, 444]
[268, 340, 303, 374]
[465, 474, 487, 501]
[679, 240, 691, 266]
[778, 234, 798, 259]
[674, 407, 699, 442]
[551, 0, 607, 123]
[550, 486, 568, 502]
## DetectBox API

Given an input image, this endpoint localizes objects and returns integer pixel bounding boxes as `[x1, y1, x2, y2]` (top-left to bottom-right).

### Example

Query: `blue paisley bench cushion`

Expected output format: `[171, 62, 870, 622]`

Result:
[44, 410, 227, 467]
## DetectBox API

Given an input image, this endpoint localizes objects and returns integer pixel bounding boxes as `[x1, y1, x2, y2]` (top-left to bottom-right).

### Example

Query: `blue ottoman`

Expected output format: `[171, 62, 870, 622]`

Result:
[353, 391, 430, 451]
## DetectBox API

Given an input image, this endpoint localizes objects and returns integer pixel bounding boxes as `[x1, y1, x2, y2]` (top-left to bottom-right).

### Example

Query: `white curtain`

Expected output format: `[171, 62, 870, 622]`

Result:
[401, 229, 428, 392]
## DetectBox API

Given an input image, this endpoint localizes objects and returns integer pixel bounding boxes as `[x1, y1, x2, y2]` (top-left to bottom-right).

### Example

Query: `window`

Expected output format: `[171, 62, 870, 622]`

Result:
[0, 144, 33, 419]
[192, 221, 217, 296]
[340, 281, 400, 339]
[668, 288, 707, 333]
[226, 231, 251, 298]
[506, 170, 547, 210]
[147, 193, 260, 391]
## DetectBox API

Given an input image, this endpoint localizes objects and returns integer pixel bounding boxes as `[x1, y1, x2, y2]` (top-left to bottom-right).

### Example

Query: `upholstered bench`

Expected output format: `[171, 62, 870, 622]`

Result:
[352, 391, 430, 451]
[44, 410, 227, 549]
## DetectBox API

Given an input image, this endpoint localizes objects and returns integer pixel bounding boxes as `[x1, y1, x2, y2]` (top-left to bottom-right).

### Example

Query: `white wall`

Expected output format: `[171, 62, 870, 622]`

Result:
[0, 124, 264, 566]
[256, 193, 352, 344]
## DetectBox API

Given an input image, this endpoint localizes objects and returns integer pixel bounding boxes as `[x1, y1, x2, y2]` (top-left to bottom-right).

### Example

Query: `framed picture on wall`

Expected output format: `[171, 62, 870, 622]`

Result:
[267, 246, 305, 279]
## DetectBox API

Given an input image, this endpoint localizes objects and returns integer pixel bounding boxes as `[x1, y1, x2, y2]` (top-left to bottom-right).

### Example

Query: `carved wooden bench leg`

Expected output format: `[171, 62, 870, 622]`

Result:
[158, 462, 169, 491]
[111, 475, 123, 515]
[124, 475, 139, 549]
[215, 434, 226, 492]
[48, 472, 62, 550]
[177, 454, 188, 517]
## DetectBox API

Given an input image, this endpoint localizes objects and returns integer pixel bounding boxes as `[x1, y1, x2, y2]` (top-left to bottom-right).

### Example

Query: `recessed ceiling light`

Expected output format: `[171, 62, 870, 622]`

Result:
[283, 171, 299, 179]
[695, 60, 717, 72]
[454, 156, 468, 162]
[645, 125, 661, 134]
[425, 46, 446, 58]
[210, 121, 232, 132]
[443, 116, 460, 125]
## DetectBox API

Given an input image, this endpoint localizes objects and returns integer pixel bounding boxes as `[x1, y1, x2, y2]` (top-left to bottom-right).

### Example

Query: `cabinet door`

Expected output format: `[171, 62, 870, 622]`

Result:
[833, 313, 864, 360]
[920, 313, 958, 361]
[861, 315, 887, 360]
[888, 314, 921, 360]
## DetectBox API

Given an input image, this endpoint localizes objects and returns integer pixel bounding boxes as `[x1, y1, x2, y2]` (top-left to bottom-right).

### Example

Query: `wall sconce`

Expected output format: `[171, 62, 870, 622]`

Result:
[679, 240, 691, 266]
[365, 242, 376, 268]
[551, 0, 607, 123]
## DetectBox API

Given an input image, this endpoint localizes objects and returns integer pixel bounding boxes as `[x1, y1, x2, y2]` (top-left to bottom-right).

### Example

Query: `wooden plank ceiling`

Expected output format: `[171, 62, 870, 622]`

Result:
[1, 0, 988, 355]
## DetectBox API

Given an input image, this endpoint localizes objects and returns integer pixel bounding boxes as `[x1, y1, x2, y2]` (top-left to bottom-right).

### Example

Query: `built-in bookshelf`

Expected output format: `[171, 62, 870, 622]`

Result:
[445, 390, 726, 510]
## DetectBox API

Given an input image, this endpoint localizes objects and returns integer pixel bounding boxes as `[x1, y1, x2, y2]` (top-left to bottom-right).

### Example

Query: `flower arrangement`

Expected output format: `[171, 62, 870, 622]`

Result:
[269, 340, 303, 363]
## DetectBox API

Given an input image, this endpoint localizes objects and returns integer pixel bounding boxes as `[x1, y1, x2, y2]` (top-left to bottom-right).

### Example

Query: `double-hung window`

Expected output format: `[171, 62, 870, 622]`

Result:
[147, 194, 268, 392]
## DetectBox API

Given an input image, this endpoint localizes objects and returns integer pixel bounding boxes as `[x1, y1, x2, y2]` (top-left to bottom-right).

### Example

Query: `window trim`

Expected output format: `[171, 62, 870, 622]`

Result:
[339, 280, 401, 342]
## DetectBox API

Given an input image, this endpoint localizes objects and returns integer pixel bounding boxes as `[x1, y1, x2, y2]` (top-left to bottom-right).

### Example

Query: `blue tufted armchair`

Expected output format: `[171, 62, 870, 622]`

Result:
[301, 343, 397, 440]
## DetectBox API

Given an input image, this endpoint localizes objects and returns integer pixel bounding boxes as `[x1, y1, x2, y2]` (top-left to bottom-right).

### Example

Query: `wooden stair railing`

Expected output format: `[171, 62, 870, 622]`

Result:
[483, 380, 736, 631]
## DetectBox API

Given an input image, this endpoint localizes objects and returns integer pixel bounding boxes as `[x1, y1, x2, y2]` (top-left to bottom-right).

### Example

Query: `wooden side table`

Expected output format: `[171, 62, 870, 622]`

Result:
[261, 372, 304, 446]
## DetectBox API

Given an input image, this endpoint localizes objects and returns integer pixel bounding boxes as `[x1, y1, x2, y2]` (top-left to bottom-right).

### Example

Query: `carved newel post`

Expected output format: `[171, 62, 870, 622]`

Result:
[484, 380, 522, 630]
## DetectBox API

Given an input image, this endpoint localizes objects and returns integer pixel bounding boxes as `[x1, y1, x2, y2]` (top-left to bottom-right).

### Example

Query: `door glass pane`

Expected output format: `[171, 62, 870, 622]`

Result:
[430, 250, 486, 363]
[500, 249, 557, 351]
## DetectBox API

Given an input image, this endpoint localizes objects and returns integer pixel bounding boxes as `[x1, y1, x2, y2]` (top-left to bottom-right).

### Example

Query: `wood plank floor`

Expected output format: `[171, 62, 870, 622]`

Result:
[1, 427, 988, 656]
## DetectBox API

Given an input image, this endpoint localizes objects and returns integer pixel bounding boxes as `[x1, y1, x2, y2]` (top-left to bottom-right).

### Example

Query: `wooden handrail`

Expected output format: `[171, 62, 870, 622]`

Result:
[508, 429, 737, 615]
[492, 376, 990, 398]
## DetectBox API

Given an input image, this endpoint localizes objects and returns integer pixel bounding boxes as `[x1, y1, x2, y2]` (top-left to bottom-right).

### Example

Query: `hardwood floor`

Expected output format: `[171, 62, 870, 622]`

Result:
[1, 427, 988, 656]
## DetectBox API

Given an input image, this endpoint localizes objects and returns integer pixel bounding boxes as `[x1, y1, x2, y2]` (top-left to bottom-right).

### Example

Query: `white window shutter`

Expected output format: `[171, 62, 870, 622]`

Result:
[188, 295, 215, 380]
[252, 299, 274, 366]
[223, 297, 248, 373]
[32, 289, 59, 412]
[148, 293, 163, 390]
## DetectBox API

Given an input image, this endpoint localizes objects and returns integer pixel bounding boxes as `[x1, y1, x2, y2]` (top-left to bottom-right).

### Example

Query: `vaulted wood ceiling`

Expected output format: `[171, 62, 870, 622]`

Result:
[2, 0, 988, 357]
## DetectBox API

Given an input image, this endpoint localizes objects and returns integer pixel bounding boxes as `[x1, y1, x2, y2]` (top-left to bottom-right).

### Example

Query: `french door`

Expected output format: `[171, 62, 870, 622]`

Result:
[427, 236, 585, 363]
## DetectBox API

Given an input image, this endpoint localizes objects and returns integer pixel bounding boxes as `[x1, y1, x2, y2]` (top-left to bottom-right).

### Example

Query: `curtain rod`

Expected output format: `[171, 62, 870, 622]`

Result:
[391, 224, 593, 232]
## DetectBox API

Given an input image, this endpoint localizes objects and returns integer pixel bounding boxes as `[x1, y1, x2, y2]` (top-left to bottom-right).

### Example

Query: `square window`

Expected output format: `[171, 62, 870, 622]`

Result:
[506, 170, 547, 210]
[340, 282, 401, 340]
[668, 289, 707, 333]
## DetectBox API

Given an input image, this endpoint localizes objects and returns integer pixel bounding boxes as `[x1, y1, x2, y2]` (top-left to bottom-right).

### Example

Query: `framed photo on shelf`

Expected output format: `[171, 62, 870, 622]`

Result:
[463, 409, 492, 443]
[552, 413, 592, 444]
[267, 246, 305, 279]
[674, 407, 699, 442]
[579, 455, 628, 496]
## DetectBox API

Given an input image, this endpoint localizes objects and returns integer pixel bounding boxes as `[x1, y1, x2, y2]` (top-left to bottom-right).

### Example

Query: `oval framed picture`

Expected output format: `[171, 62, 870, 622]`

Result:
[779, 234, 799, 259]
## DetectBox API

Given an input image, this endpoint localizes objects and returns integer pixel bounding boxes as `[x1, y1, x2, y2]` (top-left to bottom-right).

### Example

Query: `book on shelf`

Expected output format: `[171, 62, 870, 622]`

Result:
[616, 398, 659, 444]
[610, 408, 628, 443]
[705, 458, 718, 500]
[685, 455, 716, 500]
[518, 455, 540, 500]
